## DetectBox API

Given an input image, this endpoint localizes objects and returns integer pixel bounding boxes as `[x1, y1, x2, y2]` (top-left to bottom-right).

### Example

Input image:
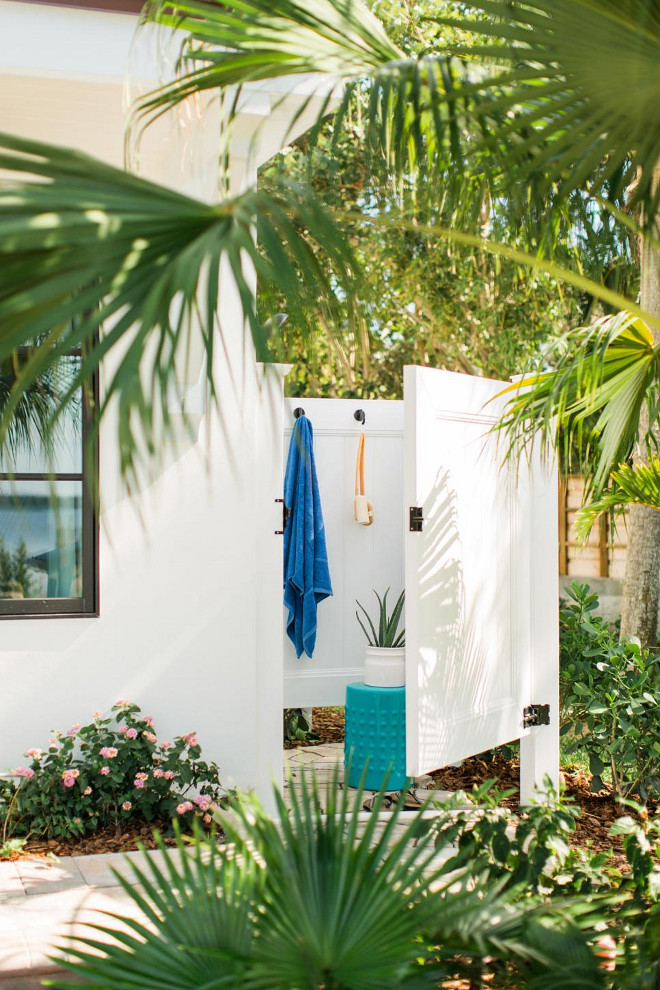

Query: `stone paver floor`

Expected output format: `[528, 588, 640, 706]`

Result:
[0, 744, 454, 984]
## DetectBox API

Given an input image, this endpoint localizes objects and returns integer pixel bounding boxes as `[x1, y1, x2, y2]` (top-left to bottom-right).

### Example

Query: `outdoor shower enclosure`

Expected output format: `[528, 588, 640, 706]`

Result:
[281, 367, 559, 800]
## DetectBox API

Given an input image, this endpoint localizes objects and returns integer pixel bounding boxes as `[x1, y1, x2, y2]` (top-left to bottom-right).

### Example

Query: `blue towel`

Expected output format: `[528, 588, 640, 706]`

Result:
[283, 416, 332, 658]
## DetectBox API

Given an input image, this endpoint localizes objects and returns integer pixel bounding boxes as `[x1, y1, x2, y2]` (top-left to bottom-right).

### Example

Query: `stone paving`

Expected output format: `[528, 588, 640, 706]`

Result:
[0, 744, 455, 986]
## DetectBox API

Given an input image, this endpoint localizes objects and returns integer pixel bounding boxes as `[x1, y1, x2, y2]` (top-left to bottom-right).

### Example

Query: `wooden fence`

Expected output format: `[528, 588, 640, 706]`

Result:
[558, 476, 628, 579]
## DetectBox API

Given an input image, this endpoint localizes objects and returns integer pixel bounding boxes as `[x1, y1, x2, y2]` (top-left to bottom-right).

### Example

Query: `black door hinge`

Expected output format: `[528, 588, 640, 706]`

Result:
[274, 498, 290, 535]
[409, 506, 424, 532]
[523, 704, 550, 728]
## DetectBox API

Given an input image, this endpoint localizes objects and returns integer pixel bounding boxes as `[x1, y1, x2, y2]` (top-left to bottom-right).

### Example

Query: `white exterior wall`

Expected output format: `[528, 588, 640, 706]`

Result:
[0, 1, 332, 805]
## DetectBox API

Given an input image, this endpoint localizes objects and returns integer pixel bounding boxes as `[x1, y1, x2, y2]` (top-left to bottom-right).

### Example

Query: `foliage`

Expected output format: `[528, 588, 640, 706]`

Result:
[356, 587, 405, 647]
[0, 837, 25, 860]
[0, 538, 34, 598]
[426, 783, 660, 987]
[0, 701, 224, 840]
[0, 0, 655, 479]
[0, 134, 357, 488]
[283, 708, 319, 744]
[575, 458, 660, 540]
[559, 582, 660, 800]
[498, 311, 660, 499]
[429, 780, 618, 898]
[51, 768, 606, 990]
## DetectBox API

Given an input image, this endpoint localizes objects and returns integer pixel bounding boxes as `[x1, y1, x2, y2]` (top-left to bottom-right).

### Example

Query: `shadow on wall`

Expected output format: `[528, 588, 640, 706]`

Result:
[416, 462, 519, 770]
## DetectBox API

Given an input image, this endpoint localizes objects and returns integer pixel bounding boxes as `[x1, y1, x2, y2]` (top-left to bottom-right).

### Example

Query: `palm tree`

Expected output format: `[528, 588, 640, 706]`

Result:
[1, 0, 659, 633]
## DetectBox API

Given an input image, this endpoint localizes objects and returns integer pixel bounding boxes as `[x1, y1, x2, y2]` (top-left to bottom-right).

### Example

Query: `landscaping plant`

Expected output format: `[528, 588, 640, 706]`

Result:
[50, 769, 606, 990]
[560, 583, 660, 801]
[356, 588, 405, 648]
[283, 707, 319, 745]
[0, 701, 224, 840]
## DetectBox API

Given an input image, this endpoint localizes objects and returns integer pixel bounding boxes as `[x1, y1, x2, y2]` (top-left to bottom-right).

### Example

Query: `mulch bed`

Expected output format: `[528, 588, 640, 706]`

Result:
[5, 819, 182, 861]
[303, 707, 654, 866]
[5, 707, 652, 861]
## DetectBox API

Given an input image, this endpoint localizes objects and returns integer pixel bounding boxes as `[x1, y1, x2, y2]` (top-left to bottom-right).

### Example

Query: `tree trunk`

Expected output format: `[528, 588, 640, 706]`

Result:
[620, 171, 660, 645]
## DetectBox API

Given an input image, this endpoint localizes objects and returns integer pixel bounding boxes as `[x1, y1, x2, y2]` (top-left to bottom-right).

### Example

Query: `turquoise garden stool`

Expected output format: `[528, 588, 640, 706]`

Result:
[344, 682, 407, 791]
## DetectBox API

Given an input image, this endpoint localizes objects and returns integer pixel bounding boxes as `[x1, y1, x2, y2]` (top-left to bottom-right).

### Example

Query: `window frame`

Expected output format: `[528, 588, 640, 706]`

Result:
[0, 349, 99, 619]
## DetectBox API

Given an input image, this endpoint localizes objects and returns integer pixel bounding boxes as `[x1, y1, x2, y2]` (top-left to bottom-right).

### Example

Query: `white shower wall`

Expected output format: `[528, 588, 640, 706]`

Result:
[283, 398, 405, 707]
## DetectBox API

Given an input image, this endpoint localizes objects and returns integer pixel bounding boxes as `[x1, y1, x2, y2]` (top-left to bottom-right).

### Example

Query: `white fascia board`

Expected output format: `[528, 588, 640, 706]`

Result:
[0, 1, 140, 83]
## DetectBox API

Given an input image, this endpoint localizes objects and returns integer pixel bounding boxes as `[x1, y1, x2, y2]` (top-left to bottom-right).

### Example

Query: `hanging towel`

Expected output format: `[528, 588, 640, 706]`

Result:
[283, 415, 332, 658]
[354, 432, 374, 526]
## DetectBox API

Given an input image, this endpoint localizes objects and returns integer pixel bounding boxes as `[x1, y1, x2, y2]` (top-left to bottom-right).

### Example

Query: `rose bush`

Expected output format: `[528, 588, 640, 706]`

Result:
[0, 701, 225, 840]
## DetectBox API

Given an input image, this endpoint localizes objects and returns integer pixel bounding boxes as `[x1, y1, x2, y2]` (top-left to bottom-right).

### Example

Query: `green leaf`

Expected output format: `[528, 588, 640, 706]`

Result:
[0, 133, 357, 488]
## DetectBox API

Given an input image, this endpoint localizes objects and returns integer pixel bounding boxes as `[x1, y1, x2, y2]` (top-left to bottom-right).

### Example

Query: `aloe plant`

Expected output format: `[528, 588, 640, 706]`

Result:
[356, 588, 404, 648]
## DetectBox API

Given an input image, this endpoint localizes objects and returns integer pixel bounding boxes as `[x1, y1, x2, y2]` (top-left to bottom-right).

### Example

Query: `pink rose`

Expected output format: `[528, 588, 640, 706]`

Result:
[194, 795, 212, 812]
[153, 768, 165, 779]
[83, 786, 92, 796]
[26, 748, 42, 758]
[118, 726, 128, 735]
[144, 716, 154, 727]
[181, 733, 198, 748]
[176, 802, 193, 815]
[164, 770, 176, 780]
[93, 712, 102, 719]
[133, 779, 145, 789]
[99, 747, 118, 758]
[203, 814, 212, 824]
[595, 936, 617, 973]
[61, 769, 79, 780]
[161, 742, 172, 749]
[66, 724, 81, 737]
[99, 766, 110, 775]
[116, 699, 130, 707]
[62, 775, 76, 788]
[121, 801, 132, 811]
[11, 767, 35, 779]
[125, 727, 138, 740]
[143, 731, 157, 743]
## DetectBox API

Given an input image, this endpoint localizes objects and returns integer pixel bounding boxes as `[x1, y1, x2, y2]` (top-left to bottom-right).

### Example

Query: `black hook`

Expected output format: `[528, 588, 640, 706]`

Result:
[294, 407, 305, 419]
[354, 409, 366, 425]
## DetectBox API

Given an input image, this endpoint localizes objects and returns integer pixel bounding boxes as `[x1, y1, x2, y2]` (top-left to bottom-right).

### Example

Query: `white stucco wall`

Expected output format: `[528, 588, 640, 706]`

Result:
[0, 0, 331, 804]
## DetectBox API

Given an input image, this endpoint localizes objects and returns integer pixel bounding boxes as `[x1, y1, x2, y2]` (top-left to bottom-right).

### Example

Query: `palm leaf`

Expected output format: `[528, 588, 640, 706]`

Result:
[497, 311, 660, 495]
[136, 0, 660, 229]
[0, 132, 357, 487]
[575, 457, 660, 540]
[433, 0, 660, 222]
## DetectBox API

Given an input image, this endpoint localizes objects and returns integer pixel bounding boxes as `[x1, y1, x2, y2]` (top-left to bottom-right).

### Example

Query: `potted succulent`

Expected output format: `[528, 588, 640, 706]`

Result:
[356, 588, 405, 687]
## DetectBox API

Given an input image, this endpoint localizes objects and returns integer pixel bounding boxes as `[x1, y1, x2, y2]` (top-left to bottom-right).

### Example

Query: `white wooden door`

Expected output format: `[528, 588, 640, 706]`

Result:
[404, 367, 559, 790]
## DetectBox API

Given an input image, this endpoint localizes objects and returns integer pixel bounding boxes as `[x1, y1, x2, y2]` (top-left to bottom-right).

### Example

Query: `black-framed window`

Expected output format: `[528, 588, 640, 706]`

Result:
[0, 347, 98, 617]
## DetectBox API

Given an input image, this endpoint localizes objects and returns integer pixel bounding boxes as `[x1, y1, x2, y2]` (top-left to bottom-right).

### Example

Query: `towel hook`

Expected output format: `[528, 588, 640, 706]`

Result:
[354, 409, 366, 425]
[293, 407, 305, 419]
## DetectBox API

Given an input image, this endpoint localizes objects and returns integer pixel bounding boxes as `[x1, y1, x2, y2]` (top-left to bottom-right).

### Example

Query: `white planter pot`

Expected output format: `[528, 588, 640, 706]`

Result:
[364, 646, 405, 688]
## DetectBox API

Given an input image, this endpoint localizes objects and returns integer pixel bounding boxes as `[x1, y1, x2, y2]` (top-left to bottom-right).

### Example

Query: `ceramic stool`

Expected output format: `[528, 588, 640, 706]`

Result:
[344, 682, 407, 791]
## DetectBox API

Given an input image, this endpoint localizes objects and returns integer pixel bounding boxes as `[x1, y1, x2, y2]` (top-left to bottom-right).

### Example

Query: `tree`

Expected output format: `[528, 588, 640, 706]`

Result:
[0, 0, 658, 635]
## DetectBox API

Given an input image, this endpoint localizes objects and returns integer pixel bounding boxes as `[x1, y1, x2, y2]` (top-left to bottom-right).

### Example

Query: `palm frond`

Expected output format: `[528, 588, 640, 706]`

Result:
[131, 0, 403, 149]
[0, 132, 357, 488]
[136, 0, 660, 229]
[433, 0, 660, 223]
[575, 457, 660, 540]
[497, 311, 660, 495]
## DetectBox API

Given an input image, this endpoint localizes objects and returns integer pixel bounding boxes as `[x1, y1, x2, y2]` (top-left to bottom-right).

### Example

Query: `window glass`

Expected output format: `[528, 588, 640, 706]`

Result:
[0, 345, 96, 617]
[0, 481, 83, 600]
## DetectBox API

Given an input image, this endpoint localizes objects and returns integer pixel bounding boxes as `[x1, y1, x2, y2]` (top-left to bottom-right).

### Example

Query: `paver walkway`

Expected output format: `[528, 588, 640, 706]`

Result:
[0, 744, 451, 987]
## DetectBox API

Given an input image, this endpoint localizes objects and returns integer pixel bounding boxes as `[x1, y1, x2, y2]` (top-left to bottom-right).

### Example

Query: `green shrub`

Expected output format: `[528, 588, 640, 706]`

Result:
[283, 707, 319, 743]
[429, 780, 618, 897]
[50, 770, 606, 990]
[0, 701, 225, 840]
[560, 582, 660, 800]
